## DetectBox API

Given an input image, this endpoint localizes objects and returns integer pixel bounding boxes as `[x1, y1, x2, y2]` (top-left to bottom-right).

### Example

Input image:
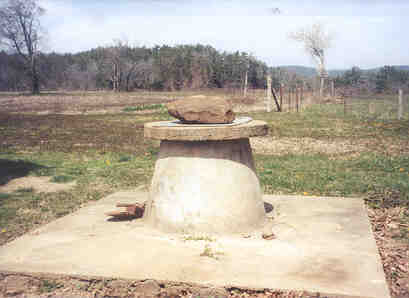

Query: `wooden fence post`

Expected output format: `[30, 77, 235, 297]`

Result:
[280, 84, 283, 112]
[296, 85, 299, 113]
[369, 102, 374, 114]
[243, 70, 248, 98]
[320, 76, 325, 103]
[266, 75, 272, 112]
[288, 87, 292, 112]
[331, 80, 335, 98]
[398, 89, 403, 120]
[344, 97, 347, 116]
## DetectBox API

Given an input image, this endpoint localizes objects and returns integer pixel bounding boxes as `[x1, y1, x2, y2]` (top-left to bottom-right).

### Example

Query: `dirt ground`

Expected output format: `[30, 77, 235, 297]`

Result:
[0, 91, 175, 114]
[0, 176, 76, 194]
[0, 271, 330, 298]
[0, 91, 408, 297]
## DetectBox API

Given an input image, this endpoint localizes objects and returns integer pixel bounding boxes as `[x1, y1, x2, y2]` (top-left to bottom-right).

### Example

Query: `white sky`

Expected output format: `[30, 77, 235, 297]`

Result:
[39, 0, 409, 69]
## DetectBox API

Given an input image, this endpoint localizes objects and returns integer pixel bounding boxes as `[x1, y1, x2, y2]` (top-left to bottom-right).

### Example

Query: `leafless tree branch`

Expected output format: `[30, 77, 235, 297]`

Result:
[0, 0, 45, 94]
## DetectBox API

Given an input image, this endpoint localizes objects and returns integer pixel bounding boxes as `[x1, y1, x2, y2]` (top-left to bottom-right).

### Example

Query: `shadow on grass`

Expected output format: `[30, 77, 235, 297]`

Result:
[0, 92, 78, 98]
[0, 159, 48, 186]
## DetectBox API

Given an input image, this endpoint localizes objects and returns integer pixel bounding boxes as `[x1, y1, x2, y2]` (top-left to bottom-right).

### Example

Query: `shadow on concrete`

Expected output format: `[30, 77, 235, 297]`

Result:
[106, 216, 140, 222]
[0, 159, 48, 186]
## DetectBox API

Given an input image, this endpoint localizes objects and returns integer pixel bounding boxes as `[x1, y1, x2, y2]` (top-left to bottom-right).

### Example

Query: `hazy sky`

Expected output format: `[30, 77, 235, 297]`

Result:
[39, 0, 409, 69]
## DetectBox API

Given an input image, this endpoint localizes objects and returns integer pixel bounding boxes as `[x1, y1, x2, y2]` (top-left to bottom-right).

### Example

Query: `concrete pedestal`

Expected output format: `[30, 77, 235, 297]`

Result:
[144, 120, 268, 235]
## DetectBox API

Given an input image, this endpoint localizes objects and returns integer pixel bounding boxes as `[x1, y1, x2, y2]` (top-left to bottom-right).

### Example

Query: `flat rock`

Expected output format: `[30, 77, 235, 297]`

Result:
[166, 97, 235, 124]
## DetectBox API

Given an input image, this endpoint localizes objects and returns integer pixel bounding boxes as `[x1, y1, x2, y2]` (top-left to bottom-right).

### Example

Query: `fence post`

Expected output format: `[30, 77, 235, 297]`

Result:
[288, 87, 293, 112]
[266, 75, 272, 112]
[369, 102, 374, 114]
[296, 85, 299, 112]
[280, 84, 283, 112]
[344, 97, 347, 116]
[320, 76, 324, 100]
[398, 89, 403, 120]
[331, 80, 335, 98]
[243, 70, 248, 98]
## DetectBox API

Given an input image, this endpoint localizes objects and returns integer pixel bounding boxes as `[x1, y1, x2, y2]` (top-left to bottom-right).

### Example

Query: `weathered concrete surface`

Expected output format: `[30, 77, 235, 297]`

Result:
[0, 192, 390, 298]
[144, 120, 268, 141]
[167, 97, 235, 124]
[145, 139, 265, 234]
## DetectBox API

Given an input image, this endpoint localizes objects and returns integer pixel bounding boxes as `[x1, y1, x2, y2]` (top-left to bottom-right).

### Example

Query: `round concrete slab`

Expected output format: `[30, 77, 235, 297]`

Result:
[144, 119, 268, 141]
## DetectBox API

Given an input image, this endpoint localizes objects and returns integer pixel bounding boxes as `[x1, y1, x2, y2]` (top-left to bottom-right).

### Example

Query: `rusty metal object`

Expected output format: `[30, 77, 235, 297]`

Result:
[105, 202, 145, 219]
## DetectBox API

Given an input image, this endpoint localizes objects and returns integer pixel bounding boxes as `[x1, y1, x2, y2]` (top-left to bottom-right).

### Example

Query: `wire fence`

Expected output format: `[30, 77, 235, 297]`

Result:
[343, 93, 409, 121]
[249, 84, 409, 121]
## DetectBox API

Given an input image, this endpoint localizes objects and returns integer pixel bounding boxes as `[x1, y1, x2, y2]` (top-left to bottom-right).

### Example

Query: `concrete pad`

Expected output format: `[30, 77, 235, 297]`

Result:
[0, 192, 390, 298]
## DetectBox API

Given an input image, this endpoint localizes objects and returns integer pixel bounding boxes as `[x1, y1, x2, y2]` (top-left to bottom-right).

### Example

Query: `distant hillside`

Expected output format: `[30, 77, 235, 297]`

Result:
[365, 65, 409, 73]
[397, 65, 409, 71]
[275, 65, 409, 78]
[274, 65, 317, 77]
[328, 69, 347, 77]
[275, 65, 347, 77]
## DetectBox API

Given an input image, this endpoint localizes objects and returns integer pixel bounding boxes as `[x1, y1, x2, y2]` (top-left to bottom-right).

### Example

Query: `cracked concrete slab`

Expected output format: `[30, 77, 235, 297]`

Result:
[0, 191, 390, 298]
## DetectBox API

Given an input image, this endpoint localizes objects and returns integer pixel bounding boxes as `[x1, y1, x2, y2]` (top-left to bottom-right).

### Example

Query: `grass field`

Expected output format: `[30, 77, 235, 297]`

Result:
[0, 91, 408, 297]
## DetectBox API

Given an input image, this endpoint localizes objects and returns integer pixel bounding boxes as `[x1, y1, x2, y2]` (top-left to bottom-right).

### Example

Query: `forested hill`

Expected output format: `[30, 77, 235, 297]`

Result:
[0, 44, 272, 92]
[2, 42, 408, 92]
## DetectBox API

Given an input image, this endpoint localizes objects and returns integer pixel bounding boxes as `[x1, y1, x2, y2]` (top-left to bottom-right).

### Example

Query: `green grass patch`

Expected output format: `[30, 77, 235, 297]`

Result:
[39, 279, 64, 293]
[123, 104, 164, 112]
[251, 103, 409, 140]
[16, 187, 35, 194]
[0, 193, 11, 199]
[118, 154, 132, 162]
[256, 153, 409, 206]
[51, 175, 75, 183]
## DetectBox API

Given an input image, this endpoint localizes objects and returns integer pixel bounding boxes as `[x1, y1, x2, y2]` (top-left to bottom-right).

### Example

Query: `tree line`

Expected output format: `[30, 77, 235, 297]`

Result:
[334, 66, 409, 95]
[0, 43, 273, 92]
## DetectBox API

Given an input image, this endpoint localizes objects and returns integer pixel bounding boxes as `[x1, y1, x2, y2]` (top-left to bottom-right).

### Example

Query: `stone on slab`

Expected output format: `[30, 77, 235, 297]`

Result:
[166, 97, 235, 124]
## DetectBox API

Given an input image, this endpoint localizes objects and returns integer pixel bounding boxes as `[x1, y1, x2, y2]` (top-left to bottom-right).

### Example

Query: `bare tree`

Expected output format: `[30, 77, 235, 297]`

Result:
[0, 0, 45, 94]
[104, 39, 144, 92]
[289, 23, 333, 98]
